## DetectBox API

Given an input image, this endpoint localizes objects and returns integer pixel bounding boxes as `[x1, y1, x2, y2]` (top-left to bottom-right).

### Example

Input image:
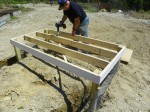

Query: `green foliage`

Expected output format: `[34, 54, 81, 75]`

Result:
[111, 8, 118, 13]
[7, 16, 18, 23]
[123, 0, 150, 11]
[19, 7, 33, 12]
[78, 2, 97, 13]
[96, 0, 150, 11]
[145, 10, 150, 14]
[0, 0, 28, 4]
[17, 106, 24, 110]
[0, 0, 51, 4]
[10, 16, 18, 19]
[0, 0, 149, 11]
[86, 7, 97, 13]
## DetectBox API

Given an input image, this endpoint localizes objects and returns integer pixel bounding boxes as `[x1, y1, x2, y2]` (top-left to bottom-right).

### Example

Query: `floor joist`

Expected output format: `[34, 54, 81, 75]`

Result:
[45, 29, 120, 51]
[24, 36, 109, 69]
[36, 32, 117, 59]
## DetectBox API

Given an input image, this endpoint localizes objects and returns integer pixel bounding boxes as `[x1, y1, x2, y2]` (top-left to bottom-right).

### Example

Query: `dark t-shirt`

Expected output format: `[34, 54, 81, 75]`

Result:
[63, 2, 86, 24]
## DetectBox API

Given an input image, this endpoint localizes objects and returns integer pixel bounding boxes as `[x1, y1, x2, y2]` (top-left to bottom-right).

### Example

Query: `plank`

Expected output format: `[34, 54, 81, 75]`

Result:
[36, 32, 117, 59]
[45, 29, 120, 51]
[10, 39, 101, 84]
[24, 36, 109, 68]
[121, 48, 133, 64]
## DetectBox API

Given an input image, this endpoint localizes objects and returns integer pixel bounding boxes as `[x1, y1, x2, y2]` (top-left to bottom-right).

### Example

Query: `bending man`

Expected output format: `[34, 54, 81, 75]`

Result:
[57, 0, 89, 37]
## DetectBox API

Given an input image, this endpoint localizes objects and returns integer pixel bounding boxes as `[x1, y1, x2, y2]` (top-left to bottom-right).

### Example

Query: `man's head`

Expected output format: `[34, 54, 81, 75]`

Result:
[58, 0, 70, 10]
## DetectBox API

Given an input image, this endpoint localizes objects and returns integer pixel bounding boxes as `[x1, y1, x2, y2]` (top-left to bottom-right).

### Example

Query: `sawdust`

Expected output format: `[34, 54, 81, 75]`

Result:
[0, 3, 150, 112]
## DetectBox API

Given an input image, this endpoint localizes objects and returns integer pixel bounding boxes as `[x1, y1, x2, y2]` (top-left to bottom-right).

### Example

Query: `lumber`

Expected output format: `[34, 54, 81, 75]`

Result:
[36, 32, 117, 59]
[121, 48, 133, 64]
[45, 29, 120, 51]
[24, 36, 109, 68]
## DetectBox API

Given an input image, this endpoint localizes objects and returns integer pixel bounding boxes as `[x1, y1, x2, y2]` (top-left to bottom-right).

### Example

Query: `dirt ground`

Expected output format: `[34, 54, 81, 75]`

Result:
[0, 3, 150, 112]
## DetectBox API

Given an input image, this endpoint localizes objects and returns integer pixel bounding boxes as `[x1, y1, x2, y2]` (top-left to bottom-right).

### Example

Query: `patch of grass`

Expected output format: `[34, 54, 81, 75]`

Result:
[10, 16, 18, 20]
[0, 0, 27, 4]
[19, 7, 33, 12]
[145, 10, 150, 14]
[79, 3, 97, 13]
[111, 8, 118, 13]
[86, 8, 97, 13]
[130, 10, 150, 20]
[6, 16, 18, 23]
[18, 106, 24, 110]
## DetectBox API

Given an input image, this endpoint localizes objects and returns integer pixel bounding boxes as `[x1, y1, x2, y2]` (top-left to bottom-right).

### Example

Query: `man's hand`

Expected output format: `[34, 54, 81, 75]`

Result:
[55, 21, 66, 29]
[72, 28, 76, 36]
[55, 21, 62, 27]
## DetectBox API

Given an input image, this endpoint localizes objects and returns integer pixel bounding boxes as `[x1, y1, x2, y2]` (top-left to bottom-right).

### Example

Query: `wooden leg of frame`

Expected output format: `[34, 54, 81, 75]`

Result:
[89, 83, 100, 112]
[14, 46, 22, 61]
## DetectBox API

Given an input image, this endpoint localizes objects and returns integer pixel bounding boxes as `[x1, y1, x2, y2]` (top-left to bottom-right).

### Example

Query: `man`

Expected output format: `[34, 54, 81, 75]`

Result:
[56, 0, 89, 37]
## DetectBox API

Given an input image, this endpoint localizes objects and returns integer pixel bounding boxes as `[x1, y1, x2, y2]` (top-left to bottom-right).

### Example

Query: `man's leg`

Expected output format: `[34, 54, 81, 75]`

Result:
[79, 16, 89, 37]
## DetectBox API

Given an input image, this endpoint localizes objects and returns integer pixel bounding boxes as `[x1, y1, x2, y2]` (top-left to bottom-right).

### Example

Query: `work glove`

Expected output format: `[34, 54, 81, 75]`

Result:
[55, 21, 66, 29]
[72, 28, 77, 36]
[55, 21, 62, 27]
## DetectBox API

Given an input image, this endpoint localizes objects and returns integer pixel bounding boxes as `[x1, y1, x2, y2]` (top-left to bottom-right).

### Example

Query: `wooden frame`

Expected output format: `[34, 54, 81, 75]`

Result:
[10, 28, 126, 84]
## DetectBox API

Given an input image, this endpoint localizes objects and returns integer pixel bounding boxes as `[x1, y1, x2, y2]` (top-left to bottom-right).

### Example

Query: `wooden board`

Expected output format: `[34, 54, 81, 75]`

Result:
[36, 32, 117, 59]
[121, 48, 133, 64]
[45, 29, 120, 51]
[45, 29, 132, 64]
[24, 36, 109, 68]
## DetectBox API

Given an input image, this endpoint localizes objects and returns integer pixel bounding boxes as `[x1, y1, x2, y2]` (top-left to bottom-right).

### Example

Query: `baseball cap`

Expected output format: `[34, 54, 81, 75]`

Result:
[58, 0, 67, 10]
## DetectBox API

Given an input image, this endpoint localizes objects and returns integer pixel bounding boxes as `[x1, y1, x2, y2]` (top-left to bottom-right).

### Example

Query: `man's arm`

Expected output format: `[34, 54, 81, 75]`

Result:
[73, 17, 80, 30]
[61, 15, 67, 23]
[72, 17, 80, 36]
